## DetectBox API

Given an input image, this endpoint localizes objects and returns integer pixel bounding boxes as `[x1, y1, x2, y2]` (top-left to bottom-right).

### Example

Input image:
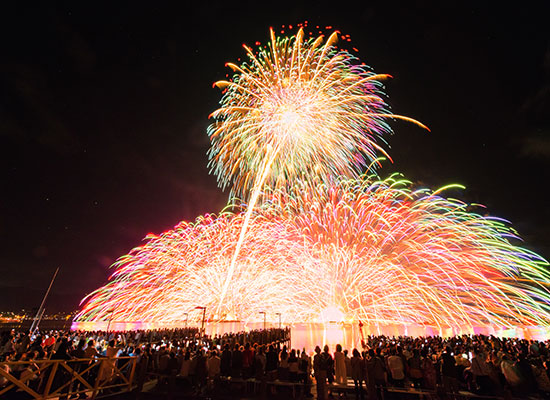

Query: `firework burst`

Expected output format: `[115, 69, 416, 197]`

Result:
[75, 212, 322, 323]
[76, 174, 550, 330]
[265, 174, 550, 330]
[207, 28, 426, 314]
[208, 28, 426, 201]
[75, 28, 550, 336]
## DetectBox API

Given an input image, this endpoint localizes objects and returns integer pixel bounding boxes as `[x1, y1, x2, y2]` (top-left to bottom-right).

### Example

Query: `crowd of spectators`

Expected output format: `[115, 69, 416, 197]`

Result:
[2, 328, 550, 399]
[0, 327, 291, 397]
[327, 334, 550, 399]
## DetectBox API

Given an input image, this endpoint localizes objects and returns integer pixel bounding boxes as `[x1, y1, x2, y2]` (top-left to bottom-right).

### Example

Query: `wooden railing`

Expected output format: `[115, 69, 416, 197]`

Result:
[0, 356, 137, 399]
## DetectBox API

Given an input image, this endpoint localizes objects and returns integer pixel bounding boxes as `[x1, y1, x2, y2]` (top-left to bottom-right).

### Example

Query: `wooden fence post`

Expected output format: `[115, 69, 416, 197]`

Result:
[127, 357, 137, 393]
[43, 361, 58, 398]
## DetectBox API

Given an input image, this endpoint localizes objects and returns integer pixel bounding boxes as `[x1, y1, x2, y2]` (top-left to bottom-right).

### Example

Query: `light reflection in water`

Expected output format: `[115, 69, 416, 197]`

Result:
[72, 321, 550, 350]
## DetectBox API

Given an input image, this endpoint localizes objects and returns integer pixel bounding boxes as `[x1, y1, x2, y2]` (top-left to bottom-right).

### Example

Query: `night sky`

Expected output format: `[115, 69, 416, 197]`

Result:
[1, 2, 549, 313]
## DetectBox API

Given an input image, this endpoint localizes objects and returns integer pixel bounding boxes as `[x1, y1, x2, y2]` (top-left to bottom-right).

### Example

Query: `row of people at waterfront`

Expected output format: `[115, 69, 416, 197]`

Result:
[341, 335, 550, 399]
[0, 327, 291, 395]
[3, 328, 550, 399]
[0, 327, 289, 361]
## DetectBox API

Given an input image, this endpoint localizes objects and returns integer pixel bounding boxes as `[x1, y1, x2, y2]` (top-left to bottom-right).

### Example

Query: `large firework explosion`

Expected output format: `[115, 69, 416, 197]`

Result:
[75, 212, 322, 323]
[75, 28, 550, 333]
[267, 174, 550, 330]
[208, 27, 426, 201]
[208, 27, 426, 314]
[75, 174, 550, 330]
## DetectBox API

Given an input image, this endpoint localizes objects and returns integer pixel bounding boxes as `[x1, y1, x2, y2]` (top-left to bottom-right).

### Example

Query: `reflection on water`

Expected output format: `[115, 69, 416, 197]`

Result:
[208, 322, 363, 352]
[71, 320, 550, 351]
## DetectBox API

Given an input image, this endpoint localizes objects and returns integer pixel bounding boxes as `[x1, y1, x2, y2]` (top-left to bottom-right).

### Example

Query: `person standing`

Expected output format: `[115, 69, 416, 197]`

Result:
[194, 349, 208, 392]
[408, 348, 423, 388]
[179, 351, 192, 378]
[323, 345, 335, 387]
[288, 349, 300, 382]
[299, 349, 312, 397]
[231, 344, 243, 378]
[387, 348, 405, 387]
[220, 344, 231, 377]
[254, 345, 266, 378]
[314, 346, 328, 400]
[515, 351, 536, 396]
[373, 348, 387, 400]
[207, 350, 221, 380]
[334, 344, 347, 385]
[500, 353, 522, 392]
[420, 349, 436, 390]
[344, 350, 352, 380]
[279, 346, 290, 381]
[471, 347, 492, 394]
[441, 347, 459, 393]
[84, 339, 99, 358]
[265, 344, 278, 381]
[242, 343, 254, 378]
[351, 349, 365, 400]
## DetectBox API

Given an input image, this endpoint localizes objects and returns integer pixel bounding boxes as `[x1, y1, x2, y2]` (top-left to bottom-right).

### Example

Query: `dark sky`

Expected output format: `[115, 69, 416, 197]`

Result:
[1, 2, 549, 312]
